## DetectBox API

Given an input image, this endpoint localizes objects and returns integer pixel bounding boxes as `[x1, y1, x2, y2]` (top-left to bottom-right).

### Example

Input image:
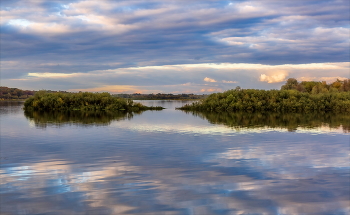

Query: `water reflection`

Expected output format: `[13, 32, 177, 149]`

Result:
[1, 101, 349, 214]
[0, 101, 24, 115]
[24, 110, 143, 128]
[184, 111, 350, 133]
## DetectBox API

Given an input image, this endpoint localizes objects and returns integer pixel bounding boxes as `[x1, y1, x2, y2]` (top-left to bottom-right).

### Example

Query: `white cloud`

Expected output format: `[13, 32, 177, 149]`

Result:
[204, 77, 217, 82]
[260, 72, 288, 83]
[200, 88, 222, 92]
[28, 73, 77, 78]
[7, 19, 32, 27]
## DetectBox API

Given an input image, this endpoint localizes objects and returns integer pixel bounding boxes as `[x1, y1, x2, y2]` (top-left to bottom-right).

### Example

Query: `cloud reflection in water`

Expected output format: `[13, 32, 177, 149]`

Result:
[1, 101, 349, 214]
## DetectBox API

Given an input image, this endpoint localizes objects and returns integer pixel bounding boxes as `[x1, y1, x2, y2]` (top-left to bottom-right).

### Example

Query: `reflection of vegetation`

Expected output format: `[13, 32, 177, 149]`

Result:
[179, 84, 350, 112]
[0, 101, 24, 107]
[24, 109, 143, 127]
[185, 111, 350, 132]
[0, 101, 24, 115]
[24, 91, 164, 111]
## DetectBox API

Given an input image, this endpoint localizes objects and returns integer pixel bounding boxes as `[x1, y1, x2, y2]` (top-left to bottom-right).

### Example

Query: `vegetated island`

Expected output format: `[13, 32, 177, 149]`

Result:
[23, 91, 164, 111]
[178, 78, 350, 112]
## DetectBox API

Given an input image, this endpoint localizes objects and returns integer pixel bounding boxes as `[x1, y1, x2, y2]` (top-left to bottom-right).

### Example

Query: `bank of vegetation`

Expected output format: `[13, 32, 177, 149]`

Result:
[0, 87, 36, 100]
[23, 91, 164, 111]
[179, 79, 350, 112]
[1, 86, 207, 101]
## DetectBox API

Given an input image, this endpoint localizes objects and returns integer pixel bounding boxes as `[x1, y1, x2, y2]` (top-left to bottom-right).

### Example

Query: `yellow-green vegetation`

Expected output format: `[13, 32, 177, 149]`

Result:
[185, 111, 350, 132]
[281, 78, 349, 93]
[23, 91, 164, 111]
[179, 79, 350, 112]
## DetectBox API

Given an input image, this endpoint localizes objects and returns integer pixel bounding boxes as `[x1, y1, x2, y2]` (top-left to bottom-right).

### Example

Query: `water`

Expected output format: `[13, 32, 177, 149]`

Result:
[1, 100, 349, 215]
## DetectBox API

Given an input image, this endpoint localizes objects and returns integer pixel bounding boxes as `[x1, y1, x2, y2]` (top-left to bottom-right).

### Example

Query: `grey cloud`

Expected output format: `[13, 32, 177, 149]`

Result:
[0, 0, 349, 91]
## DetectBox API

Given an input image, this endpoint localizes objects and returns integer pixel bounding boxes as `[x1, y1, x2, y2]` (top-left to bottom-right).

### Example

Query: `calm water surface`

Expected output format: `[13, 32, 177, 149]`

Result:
[1, 100, 349, 215]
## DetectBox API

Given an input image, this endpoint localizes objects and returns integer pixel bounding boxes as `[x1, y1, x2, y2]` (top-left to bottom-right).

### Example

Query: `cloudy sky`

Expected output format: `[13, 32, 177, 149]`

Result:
[1, 0, 349, 93]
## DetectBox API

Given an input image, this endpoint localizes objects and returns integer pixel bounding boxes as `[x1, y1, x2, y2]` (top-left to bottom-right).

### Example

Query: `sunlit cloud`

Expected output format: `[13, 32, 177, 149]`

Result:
[70, 85, 144, 93]
[28, 73, 77, 78]
[112, 62, 349, 71]
[7, 19, 32, 27]
[2, 62, 348, 93]
[7, 19, 71, 34]
[204, 77, 217, 82]
[259, 71, 288, 83]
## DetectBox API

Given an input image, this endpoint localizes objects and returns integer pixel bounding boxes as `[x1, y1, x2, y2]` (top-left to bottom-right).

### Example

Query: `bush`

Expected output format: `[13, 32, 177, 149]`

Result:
[24, 91, 164, 111]
[178, 89, 350, 112]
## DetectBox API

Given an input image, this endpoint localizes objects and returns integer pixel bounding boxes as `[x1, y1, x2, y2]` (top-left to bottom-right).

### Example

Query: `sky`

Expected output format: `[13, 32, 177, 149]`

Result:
[1, 0, 349, 94]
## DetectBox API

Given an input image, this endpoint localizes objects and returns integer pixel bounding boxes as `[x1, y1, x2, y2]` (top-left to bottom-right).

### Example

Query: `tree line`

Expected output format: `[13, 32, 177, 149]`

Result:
[281, 78, 349, 93]
[1, 86, 207, 100]
[0, 87, 36, 100]
[178, 79, 350, 112]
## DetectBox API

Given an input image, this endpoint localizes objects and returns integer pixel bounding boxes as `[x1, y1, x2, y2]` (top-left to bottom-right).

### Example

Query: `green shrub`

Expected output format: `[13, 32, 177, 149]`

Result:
[178, 89, 350, 112]
[24, 91, 164, 111]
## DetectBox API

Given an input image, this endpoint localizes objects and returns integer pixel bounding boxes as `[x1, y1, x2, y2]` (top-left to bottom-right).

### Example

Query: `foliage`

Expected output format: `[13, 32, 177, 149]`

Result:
[178, 79, 350, 112]
[23, 91, 164, 111]
[0, 86, 35, 100]
[185, 111, 350, 132]
[281, 78, 350, 93]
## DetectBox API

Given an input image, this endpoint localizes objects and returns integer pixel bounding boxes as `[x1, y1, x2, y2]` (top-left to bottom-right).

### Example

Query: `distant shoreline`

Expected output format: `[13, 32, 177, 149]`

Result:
[0, 99, 27, 101]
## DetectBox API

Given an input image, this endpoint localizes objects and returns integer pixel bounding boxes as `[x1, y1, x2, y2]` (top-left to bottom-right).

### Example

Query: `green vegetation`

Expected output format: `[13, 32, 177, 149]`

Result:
[114, 93, 207, 100]
[23, 91, 164, 111]
[179, 79, 350, 112]
[281, 78, 350, 93]
[0, 86, 35, 100]
[185, 111, 350, 132]
[24, 109, 140, 127]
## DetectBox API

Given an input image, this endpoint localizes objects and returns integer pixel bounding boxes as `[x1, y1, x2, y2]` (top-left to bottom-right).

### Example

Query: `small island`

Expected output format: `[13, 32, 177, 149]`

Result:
[23, 91, 164, 111]
[178, 78, 350, 112]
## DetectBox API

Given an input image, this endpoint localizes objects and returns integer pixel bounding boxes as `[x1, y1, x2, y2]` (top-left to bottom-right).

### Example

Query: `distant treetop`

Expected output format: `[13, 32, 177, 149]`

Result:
[0, 86, 35, 100]
[281, 78, 350, 93]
